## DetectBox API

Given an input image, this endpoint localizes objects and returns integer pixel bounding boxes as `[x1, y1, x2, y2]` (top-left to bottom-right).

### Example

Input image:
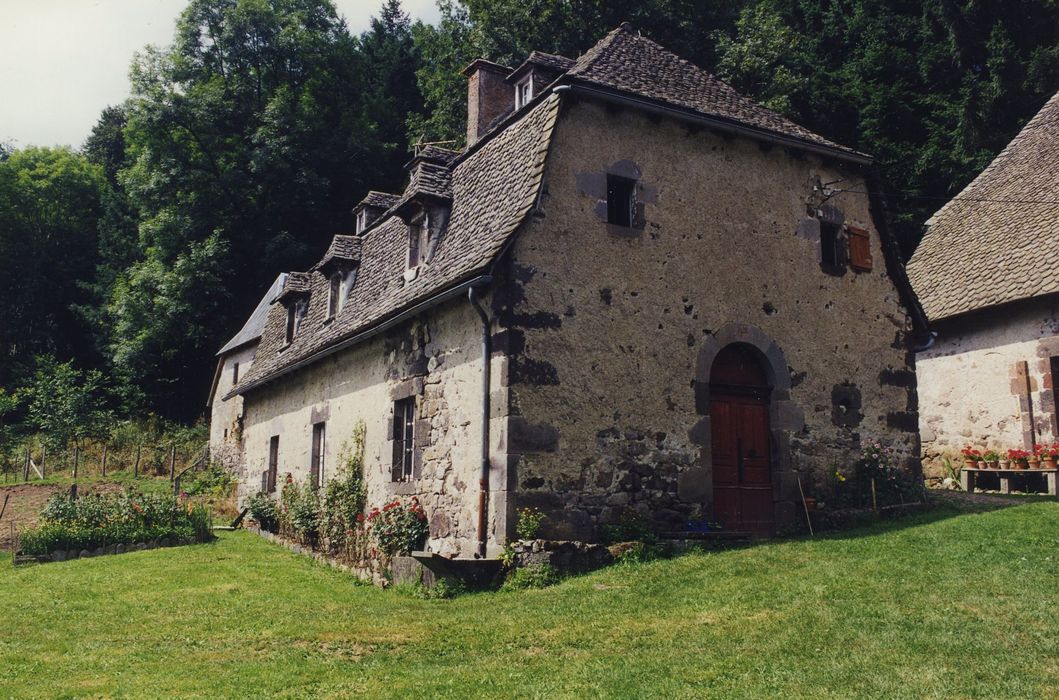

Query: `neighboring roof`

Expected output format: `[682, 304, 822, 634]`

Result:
[508, 51, 575, 82]
[217, 273, 287, 355]
[907, 91, 1059, 321]
[410, 145, 460, 166]
[230, 94, 562, 397]
[313, 235, 361, 272]
[565, 24, 861, 158]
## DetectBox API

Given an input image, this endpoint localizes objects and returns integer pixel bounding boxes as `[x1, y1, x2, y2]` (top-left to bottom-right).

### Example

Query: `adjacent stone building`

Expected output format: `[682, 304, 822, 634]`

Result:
[207, 274, 287, 470]
[908, 91, 1059, 472]
[220, 24, 926, 556]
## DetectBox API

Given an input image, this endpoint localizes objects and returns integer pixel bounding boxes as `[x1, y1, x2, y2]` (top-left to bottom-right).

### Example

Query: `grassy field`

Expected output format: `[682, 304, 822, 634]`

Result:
[1, 501, 1057, 698]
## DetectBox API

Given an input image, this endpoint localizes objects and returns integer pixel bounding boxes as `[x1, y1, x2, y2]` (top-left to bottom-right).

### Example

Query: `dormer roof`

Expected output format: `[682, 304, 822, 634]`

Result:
[313, 235, 361, 273]
[507, 51, 574, 83]
[354, 191, 400, 215]
[273, 271, 311, 304]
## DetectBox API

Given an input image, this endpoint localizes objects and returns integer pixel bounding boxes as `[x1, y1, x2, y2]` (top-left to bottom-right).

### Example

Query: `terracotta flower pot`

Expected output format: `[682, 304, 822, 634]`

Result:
[1014, 459, 1027, 470]
[998, 460, 1010, 470]
[963, 458, 977, 470]
[986, 460, 999, 470]
[1028, 457, 1041, 470]
[803, 497, 817, 511]
[977, 460, 987, 469]
[1042, 457, 1057, 470]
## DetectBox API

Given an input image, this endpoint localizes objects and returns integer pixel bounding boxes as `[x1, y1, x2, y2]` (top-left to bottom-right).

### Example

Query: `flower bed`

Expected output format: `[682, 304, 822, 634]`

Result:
[14, 492, 213, 564]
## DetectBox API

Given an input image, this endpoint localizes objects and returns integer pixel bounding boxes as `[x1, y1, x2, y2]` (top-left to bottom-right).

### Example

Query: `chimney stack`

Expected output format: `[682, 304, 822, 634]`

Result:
[462, 58, 513, 147]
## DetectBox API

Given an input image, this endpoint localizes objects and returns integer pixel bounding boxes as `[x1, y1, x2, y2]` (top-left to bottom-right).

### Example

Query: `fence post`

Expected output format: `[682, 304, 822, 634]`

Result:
[169, 445, 177, 482]
[23, 449, 29, 482]
[101, 444, 108, 477]
[41, 445, 46, 478]
[134, 444, 141, 478]
[73, 444, 80, 480]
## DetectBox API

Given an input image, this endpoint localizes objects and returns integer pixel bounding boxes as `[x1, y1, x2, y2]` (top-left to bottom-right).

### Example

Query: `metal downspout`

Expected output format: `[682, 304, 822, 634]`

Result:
[468, 287, 492, 558]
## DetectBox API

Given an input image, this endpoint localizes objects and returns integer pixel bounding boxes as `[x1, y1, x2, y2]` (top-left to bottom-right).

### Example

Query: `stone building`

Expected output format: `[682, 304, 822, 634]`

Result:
[908, 91, 1059, 471]
[207, 274, 287, 470]
[220, 24, 925, 556]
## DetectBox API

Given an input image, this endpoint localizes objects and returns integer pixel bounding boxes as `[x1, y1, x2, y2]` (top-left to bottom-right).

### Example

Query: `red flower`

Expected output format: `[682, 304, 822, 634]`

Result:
[355, 513, 365, 522]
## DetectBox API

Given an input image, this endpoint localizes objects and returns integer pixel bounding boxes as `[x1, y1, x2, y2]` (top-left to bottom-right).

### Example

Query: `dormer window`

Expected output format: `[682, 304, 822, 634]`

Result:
[356, 209, 368, 234]
[515, 75, 533, 109]
[408, 211, 429, 270]
[327, 267, 356, 318]
[285, 297, 308, 344]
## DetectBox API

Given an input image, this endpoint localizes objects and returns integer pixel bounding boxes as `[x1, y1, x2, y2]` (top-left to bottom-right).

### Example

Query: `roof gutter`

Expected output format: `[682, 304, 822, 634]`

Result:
[225, 274, 494, 400]
[553, 82, 873, 167]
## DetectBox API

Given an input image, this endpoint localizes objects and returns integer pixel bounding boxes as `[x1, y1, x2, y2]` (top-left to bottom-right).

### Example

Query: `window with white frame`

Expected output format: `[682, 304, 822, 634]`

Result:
[515, 75, 533, 109]
[356, 208, 368, 234]
[327, 267, 357, 317]
[285, 297, 308, 344]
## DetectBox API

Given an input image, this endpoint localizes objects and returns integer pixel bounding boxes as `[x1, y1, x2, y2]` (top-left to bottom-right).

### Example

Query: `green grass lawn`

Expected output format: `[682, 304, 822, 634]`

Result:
[1, 502, 1057, 699]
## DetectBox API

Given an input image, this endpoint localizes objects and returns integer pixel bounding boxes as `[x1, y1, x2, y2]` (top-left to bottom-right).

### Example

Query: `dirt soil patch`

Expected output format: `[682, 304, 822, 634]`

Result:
[0, 483, 125, 551]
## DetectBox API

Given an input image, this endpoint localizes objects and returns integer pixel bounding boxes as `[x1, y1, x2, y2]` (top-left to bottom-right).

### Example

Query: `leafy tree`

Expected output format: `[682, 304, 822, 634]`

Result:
[0, 389, 22, 474]
[25, 356, 112, 457]
[0, 147, 105, 389]
[102, 0, 406, 419]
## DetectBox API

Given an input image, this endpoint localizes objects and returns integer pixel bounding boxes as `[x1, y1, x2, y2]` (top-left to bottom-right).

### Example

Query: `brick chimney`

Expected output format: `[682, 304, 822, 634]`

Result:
[462, 58, 513, 146]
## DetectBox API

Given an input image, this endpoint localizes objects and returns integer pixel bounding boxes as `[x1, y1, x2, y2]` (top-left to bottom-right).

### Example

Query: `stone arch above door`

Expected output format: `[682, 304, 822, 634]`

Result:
[683, 323, 805, 532]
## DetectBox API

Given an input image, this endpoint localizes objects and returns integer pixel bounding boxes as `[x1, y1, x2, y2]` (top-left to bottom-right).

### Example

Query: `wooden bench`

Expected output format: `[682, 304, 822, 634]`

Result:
[961, 467, 1058, 496]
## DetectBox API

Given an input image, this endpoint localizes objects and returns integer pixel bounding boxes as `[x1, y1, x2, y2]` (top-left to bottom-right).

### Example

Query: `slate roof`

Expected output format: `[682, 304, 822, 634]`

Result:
[230, 94, 561, 397]
[565, 25, 860, 157]
[230, 25, 870, 396]
[217, 273, 287, 355]
[313, 235, 361, 272]
[907, 91, 1059, 321]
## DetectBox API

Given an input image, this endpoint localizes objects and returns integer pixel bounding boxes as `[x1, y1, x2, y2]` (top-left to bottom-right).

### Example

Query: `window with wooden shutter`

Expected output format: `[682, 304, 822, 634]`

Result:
[391, 398, 415, 481]
[847, 225, 873, 272]
[310, 422, 325, 489]
[267, 435, 279, 493]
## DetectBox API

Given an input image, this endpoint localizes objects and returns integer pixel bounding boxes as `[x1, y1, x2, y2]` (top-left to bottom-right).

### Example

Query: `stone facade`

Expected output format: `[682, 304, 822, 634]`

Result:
[208, 343, 257, 470]
[239, 300, 510, 557]
[918, 296, 1059, 474]
[496, 99, 920, 539]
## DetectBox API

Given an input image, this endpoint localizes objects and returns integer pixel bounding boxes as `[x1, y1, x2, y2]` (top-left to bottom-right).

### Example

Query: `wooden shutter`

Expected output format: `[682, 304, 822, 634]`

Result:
[391, 404, 405, 481]
[847, 226, 873, 272]
[267, 436, 279, 493]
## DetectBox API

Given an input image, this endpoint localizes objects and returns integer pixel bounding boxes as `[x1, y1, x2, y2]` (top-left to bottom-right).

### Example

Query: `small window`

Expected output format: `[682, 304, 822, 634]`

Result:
[267, 435, 279, 493]
[231, 361, 239, 385]
[515, 75, 533, 109]
[310, 422, 325, 489]
[820, 221, 843, 268]
[356, 208, 368, 234]
[847, 225, 873, 272]
[328, 273, 341, 317]
[391, 397, 416, 481]
[285, 298, 307, 344]
[606, 174, 636, 227]
[408, 213, 429, 269]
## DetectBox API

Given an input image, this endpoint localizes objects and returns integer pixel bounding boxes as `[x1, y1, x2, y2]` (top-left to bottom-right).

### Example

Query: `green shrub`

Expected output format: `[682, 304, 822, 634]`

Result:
[280, 478, 322, 545]
[246, 492, 279, 532]
[185, 462, 235, 497]
[832, 443, 924, 509]
[502, 564, 560, 591]
[601, 509, 656, 545]
[368, 498, 428, 556]
[19, 491, 211, 555]
[515, 507, 545, 540]
[323, 424, 367, 548]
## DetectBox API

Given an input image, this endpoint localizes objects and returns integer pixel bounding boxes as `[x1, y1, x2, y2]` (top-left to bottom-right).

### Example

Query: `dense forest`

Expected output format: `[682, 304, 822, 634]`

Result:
[2, 0, 1058, 449]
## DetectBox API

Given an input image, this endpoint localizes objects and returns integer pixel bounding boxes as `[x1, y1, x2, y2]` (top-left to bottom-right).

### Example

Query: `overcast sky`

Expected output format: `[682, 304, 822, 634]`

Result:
[0, 0, 441, 149]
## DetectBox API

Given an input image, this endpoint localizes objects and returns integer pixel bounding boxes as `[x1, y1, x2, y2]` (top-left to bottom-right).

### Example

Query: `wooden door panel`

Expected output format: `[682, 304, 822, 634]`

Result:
[710, 391, 774, 535]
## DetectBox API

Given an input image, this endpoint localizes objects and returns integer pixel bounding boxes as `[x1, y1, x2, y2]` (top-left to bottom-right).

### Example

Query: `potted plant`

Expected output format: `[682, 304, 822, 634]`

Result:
[1007, 448, 1030, 470]
[960, 446, 981, 470]
[983, 450, 1000, 470]
[1041, 443, 1059, 470]
[1030, 444, 1045, 469]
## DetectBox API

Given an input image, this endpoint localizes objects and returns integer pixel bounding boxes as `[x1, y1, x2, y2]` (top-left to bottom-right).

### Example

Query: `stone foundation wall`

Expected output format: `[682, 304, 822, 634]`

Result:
[497, 98, 919, 539]
[918, 296, 1059, 475]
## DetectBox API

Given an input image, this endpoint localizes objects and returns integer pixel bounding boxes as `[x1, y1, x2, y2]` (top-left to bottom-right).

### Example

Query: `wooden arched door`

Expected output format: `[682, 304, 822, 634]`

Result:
[709, 344, 774, 536]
